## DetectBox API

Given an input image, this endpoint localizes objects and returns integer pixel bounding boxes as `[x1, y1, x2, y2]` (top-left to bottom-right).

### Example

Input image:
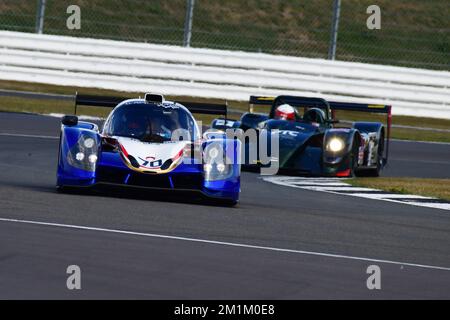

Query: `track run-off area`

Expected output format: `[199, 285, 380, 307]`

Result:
[0, 112, 449, 299]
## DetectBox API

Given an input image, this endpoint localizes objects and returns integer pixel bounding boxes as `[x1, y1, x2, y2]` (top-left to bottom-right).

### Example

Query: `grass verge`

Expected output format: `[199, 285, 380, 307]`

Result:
[347, 177, 450, 201]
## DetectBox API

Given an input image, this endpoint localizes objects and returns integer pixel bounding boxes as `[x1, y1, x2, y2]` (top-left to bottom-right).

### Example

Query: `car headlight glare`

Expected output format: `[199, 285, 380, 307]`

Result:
[88, 154, 98, 163]
[203, 143, 233, 181]
[84, 138, 95, 148]
[217, 163, 226, 172]
[75, 152, 85, 161]
[328, 138, 344, 152]
[208, 147, 220, 160]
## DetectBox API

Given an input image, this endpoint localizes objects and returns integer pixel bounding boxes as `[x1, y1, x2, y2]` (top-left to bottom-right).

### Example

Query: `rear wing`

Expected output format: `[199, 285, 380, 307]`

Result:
[249, 95, 392, 165]
[174, 101, 227, 116]
[74, 94, 129, 113]
[74, 93, 227, 116]
[249, 95, 390, 113]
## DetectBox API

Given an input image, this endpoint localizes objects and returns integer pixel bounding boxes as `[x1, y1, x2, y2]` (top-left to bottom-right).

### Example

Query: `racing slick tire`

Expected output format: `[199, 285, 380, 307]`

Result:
[348, 138, 359, 177]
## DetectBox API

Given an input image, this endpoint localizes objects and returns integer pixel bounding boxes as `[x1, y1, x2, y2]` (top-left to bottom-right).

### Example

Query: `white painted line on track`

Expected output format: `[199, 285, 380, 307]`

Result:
[302, 186, 378, 192]
[290, 182, 349, 186]
[401, 202, 450, 211]
[347, 193, 433, 200]
[0, 132, 58, 139]
[0, 216, 450, 272]
[263, 176, 450, 211]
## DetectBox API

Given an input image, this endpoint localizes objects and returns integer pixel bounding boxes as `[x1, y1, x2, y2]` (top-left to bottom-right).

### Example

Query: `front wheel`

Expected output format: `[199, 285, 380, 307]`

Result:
[221, 199, 238, 207]
[348, 138, 359, 177]
[56, 133, 65, 192]
[205, 198, 238, 207]
[363, 166, 380, 177]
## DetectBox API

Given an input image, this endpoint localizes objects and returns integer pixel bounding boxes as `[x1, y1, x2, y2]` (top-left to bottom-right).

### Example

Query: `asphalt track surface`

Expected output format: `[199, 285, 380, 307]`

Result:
[0, 112, 450, 299]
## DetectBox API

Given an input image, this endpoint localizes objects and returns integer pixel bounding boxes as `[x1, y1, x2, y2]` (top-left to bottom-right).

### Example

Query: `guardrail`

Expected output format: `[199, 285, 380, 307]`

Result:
[0, 31, 449, 119]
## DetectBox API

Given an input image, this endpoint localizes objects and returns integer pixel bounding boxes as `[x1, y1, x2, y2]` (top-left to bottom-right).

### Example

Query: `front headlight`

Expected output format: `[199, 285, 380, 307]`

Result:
[327, 137, 345, 152]
[208, 146, 220, 159]
[88, 154, 98, 163]
[75, 152, 85, 161]
[83, 137, 95, 148]
[67, 134, 98, 171]
[203, 143, 233, 181]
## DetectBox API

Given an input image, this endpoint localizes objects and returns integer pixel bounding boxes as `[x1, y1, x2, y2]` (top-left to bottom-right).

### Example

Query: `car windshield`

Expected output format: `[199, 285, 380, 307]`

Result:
[103, 102, 198, 142]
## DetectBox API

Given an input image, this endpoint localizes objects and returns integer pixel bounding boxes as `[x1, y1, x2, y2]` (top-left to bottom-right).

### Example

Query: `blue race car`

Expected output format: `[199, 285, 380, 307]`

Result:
[57, 93, 241, 205]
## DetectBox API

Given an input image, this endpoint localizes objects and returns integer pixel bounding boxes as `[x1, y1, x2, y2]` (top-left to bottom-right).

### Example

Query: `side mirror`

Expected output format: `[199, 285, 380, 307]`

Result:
[62, 115, 78, 126]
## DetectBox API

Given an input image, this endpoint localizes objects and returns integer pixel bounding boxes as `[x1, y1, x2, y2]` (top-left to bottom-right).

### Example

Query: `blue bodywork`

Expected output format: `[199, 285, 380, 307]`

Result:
[57, 122, 241, 204]
[238, 119, 356, 176]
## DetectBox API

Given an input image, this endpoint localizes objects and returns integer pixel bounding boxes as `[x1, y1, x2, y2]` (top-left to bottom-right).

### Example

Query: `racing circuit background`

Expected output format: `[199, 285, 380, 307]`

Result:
[2, 0, 449, 69]
[0, 0, 449, 300]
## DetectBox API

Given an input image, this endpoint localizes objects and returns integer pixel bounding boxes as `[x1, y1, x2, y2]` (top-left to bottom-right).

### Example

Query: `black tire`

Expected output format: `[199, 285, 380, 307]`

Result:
[222, 200, 238, 207]
[206, 198, 238, 207]
[364, 166, 380, 177]
[348, 138, 359, 177]
[56, 133, 64, 191]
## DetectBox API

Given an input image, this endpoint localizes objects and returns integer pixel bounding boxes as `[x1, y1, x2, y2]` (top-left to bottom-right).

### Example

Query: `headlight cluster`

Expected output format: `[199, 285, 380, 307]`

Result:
[203, 143, 233, 181]
[67, 134, 98, 172]
[326, 137, 345, 153]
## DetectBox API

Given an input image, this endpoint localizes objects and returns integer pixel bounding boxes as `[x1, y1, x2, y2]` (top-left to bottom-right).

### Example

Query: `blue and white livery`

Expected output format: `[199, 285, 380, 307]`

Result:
[57, 93, 241, 205]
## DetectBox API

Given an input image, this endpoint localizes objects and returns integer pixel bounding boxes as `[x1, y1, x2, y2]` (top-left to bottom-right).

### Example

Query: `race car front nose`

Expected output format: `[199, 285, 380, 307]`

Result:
[323, 156, 344, 165]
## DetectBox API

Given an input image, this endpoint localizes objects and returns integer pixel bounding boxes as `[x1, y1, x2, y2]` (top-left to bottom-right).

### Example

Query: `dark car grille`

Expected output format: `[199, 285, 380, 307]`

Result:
[171, 175, 203, 189]
[97, 166, 128, 184]
[96, 166, 203, 190]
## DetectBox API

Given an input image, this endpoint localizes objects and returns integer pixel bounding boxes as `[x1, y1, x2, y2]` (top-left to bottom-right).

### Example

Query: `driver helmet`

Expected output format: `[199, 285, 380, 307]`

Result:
[123, 112, 146, 137]
[274, 104, 297, 121]
[151, 114, 172, 140]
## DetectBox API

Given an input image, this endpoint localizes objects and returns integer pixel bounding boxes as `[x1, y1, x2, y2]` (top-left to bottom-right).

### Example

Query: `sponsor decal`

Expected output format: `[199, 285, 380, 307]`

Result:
[215, 119, 235, 128]
[368, 104, 386, 109]
[280, 130, 299, 137]
[138, 156, 163, 169]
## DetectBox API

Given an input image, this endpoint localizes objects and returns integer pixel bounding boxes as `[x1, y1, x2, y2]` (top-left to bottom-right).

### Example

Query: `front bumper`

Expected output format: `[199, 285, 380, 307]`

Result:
[57, 164, 240, 202]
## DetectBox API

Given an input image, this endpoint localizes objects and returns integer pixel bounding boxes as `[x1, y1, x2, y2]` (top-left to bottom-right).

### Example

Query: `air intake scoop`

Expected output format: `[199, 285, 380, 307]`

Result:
[145, 94, 164, 104]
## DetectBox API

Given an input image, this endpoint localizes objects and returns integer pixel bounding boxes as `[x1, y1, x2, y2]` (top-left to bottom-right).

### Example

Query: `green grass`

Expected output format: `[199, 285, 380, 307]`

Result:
[0, 96, 220, 125]
[0, 96, 109, 118]
[335, 110, 450, 130]
[388, 128, 450, 143]
[347, 177, 450, 201]
[0, 80, 448, 142]
[0, 0, 448, 69]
